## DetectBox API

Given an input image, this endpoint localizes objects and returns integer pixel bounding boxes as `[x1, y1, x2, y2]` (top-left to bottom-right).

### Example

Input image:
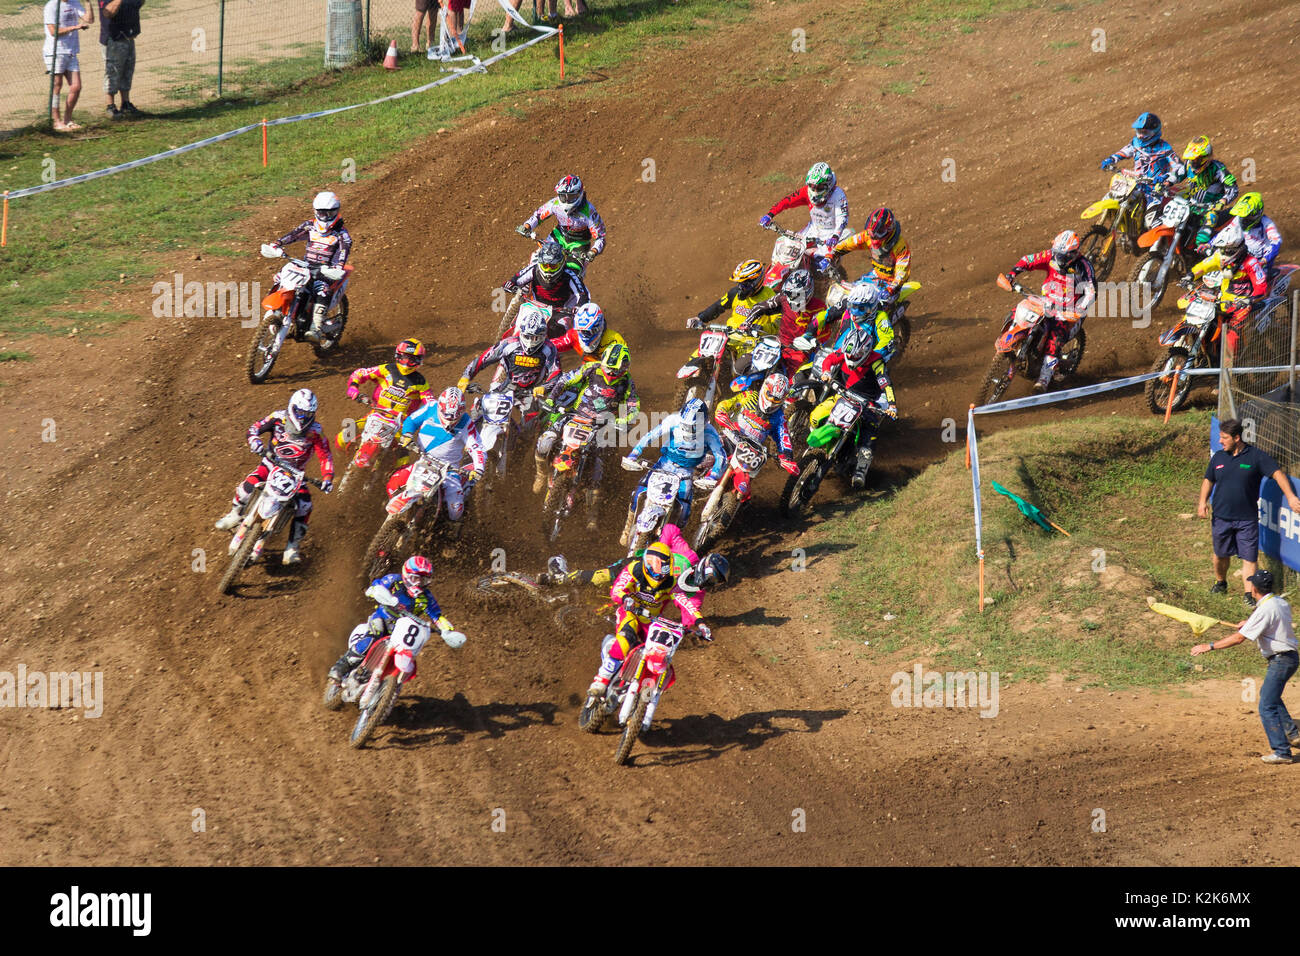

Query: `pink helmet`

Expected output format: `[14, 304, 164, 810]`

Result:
[401, 555, 433, 597]
[436, 386, 465, 429]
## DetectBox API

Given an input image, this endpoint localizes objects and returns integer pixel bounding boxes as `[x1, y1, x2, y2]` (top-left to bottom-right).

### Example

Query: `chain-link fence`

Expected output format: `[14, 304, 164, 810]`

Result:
[0, 0, 524, 134]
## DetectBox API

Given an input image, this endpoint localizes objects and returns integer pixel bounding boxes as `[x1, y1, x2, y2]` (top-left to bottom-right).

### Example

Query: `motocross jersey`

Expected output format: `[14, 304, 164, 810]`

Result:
[693, 283, 779, 331]
[767, 184, 850, 243]
[401, 408, 487, 473]
[503, 264, 589, 311]
[1190, 252, 1268, 305]
[547, 364, 640, 425]
[550, 327, 627, 362]
[629, 412, 725, 482]
[275, 219, 353, 267]
[833, 231, 912, 295]
[1172, 159, 1239, 227]
[1103, 138, 1177, 188]
[366, 573, 444, 626]
[714, 391, 795, 461]
[750, 295, 831, 347]
[611, 556, 702, 628]
[347, 362, 430, 418]
[524, 197, 608, 254]
[463, 336, 561, 391]
[823, 301, 897, 364]
[1010, 252, 1097, 316]
[818, 349, 897, 409]
[1236, 215, 1283, 270]
[246, 411, 335, 480]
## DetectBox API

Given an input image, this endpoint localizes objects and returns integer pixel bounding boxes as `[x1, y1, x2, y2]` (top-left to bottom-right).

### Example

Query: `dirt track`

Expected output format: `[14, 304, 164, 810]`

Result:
[3, 0, 1300, 865]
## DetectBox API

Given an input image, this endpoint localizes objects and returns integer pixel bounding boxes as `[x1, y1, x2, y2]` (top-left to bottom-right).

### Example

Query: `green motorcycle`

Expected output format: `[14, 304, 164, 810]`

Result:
[779, 376, 888, 517]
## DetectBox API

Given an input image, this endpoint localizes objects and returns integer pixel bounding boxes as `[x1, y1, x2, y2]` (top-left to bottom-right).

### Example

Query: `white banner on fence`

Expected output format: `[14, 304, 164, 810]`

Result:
[968, 405, 983, 560]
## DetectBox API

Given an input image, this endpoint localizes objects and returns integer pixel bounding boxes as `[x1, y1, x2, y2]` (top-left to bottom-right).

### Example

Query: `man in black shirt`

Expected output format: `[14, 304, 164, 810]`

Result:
[1198, 418, 1300, 606]
[99, 0, 143, 119]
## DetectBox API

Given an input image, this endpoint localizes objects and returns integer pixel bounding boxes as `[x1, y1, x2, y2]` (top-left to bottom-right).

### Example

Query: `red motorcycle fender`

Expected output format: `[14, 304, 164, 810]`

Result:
[1157, 323, 1189, 348]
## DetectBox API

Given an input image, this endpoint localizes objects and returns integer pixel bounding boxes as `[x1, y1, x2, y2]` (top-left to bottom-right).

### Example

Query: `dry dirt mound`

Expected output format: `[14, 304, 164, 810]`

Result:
[2, 0, 1299, 865]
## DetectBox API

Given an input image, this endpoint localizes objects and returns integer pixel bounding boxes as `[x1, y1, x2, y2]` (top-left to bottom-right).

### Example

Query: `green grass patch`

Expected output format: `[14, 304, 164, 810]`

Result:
[816, 412, 1265, 688]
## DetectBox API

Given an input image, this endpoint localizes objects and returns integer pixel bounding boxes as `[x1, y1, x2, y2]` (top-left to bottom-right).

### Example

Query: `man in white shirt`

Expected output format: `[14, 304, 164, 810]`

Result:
[43, 0, 93, 131]
[1192, 569, 1300, 763]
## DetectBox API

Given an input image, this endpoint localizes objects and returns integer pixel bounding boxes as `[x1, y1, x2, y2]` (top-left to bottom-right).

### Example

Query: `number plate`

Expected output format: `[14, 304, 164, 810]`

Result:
[1162, 197, 1190, 226]
[409, 459, 445, 492]
[731, 437, 767, 473]
[518, 300, 552, 327]
[392, 616, 431, 657]
[646, 620, 684, 650]
[361, 411, 398, 442]
[750, 337, 781, 373]
[1108, 174, 1132, 198]
[829, 396, 862, 428]
[267, 467, 299, 498]
[482, 391, 514, 423]
[646, 471, 677, 506]
[278, 262, 311, 288]
[1186, 298, 1216, 324]
[699, 330, 727, 359]
[563, 420, 595, 446]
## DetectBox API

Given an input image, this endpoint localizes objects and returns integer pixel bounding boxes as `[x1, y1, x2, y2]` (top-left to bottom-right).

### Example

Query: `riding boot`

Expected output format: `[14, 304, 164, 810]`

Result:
[585, 488, 601, 532]
[305, 303, 327, 342]
[619, 504, 637, 547]
[850, 444, 874, 490]
[532, 453, 549, 494]
[1034, 355, 1059, 393]
[283, 517, 308, 565]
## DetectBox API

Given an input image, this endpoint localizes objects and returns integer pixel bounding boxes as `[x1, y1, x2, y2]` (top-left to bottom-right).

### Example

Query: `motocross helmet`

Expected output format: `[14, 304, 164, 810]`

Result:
[535, 240, 566, 288]
[573, 302, 606, 355]
[436, 386, 465, 429]
[784, 268, 814, 312]
[678, 397, 708, 441]
[286, 388, 318, 436]
[757, 372, 790, 414]
[556, 174, 585, 213]
[846, 281, 883, 321]
[395, 337, 426, 374]
[806, 162, 836, 206]
[731, 258, 766, 298]
[1230, 192, 1264, 229]
[1050, 230, 1082, 272]
[842, 323, 876, 369]
[679, 552, 729, 595]
[313, 191, 341, 231]
[516, 310, 548, 356]
[401, 555, 433, 598]
[865, 206, 899, 246]
[1182, 136, 1213, 174]
[1131, 112, 1162, 148]
[598, 341, 630, 385]
[1212, 219, 1246, 265]
[641, 541, 672, 583]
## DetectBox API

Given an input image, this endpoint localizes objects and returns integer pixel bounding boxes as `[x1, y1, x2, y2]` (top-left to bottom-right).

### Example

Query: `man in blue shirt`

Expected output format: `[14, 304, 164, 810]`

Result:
[1198, 419, 1300, 607]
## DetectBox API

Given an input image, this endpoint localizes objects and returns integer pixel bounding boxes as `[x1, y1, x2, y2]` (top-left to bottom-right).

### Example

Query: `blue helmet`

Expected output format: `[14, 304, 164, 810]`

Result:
[1131, 112, 1162, 148]
[573, 302, 606, 355]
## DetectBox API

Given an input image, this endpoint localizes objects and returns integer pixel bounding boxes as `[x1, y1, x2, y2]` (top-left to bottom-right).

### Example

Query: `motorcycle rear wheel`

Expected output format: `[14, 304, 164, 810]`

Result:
[322, 678, 343, 711]
[349, 674, 398, 748]
[974, 352, 1016, 408]
[693, 490, 739, 553]
[498, 292, 522, 340]
[542, 472, 568, 541]
[246, 315, 282, 384]
[614, 685, 653, 766]
[781, 448, 828, 518]
[363, 516, 410, 582]
[672, 371, 707, 416]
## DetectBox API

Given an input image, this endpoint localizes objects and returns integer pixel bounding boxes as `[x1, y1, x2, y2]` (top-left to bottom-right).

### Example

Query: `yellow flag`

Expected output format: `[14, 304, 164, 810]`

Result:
[1146, 600, 1225, 636]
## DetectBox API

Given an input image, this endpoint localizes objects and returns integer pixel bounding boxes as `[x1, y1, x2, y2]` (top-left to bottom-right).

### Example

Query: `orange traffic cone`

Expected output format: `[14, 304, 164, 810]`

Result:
[383, 41, 399, 70]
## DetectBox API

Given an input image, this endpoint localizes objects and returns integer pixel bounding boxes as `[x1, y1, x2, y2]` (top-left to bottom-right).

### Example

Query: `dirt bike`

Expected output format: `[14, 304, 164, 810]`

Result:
[760, 221, 846, 300]
[821, 266, 920, 365]
[324, 610, 466, 748]
[334, 398, 403, 499]
[1143, 271, 1230, 415]
[467, 567, 597, 629]
[539, 399, 609, 542]
[974, 273, 1087, 407]
[497, 229, 585, 338]
[1078, 168, 1151, 281]
[1130, 188, 1214, 313]
[578, 616, 699, 765]
[496, 292, 574, 345]
[673, 322, 769, 415]
[466, 381, 538, 513]
[246, 244, 351, 384]
[782, 334, 838, 450]
[218, 453, 325, 594]
[781, 376, 888, 517]
[619, 458, 713, 556]
[362, 454, 459, 580]
[692, 428, 775, 552]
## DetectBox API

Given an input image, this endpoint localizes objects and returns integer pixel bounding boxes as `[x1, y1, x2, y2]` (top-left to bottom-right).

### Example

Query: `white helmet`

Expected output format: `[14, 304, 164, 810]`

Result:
[784, 269, 814, 312]
[286, 388, 318, 435]
[516, 311, 547, 355]
[1211, 219, 1246, 264]
[313, 191, 341, 230]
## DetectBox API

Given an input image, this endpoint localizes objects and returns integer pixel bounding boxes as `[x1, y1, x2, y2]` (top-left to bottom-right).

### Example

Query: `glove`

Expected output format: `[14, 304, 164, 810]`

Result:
[515, 223, 530, 237]
[686, 316, 703, 330]
[320, 479, 334, 493]
[464, 468, 482, 485]
[457, 377, 470, 392]
[1195, 227, 1212, 245]
[1177, 274, 1194, 290]
[814, 256, 832, 273]
[1100, 158, 1116, 171]
[884, 404, 898, 420]
[622, 595, 637, 613]
[248, 437, 265, 454]
[345, 384, 360, 401]
[366, 584, 400, 608]
[620, 455, 640, 472]
[533, 385, 547, 398]
[758, 214, 773, 229]
[696, 622, 713, 642]
[779, 457, 800, 476]
[367, 616, 386, 636]
[695, 476, 717, 491]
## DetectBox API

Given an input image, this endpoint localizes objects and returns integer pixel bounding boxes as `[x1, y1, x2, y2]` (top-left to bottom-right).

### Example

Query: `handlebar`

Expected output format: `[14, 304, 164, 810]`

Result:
[761, 221, 805, 242]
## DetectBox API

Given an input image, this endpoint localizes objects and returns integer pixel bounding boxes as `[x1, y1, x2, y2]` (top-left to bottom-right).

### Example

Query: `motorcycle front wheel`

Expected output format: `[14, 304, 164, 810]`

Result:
[349, 674, 398, 748]
[781, 449, 828, 518]
[1079, 224, 1117, 283]
[693, 490, 739, 553]
[974, 352, 1016, 408]
[614, 684, 653, 766]
[1144, 349, 1193, 415]
[246, 315, 283, 384]
[363, 515, 411, 582]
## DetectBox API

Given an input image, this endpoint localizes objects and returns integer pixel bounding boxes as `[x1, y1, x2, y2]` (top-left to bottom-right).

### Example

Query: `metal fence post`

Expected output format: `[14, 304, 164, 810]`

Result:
[366, 0, 371, 52]
[1290, 290, 1298, 402]
[47, 0, 63, 128]
[217, 0, 226, 97]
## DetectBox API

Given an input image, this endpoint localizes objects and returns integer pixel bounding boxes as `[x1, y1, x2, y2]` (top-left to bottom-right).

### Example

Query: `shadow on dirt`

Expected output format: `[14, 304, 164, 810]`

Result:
[624, 707, 849, 766]
[378, 691, 559, 747]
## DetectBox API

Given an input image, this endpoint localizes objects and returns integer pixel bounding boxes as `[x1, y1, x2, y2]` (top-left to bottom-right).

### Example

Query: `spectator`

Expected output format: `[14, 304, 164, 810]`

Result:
[562, 0, 588, 15]
[428, 0, 469, 60]
[1191, 570, 1300, 764]
[1197, 418, 1300, 607]
[43, 0, 93, 132]
[99, 0, 143, 120]
[412, 0, 434, 54]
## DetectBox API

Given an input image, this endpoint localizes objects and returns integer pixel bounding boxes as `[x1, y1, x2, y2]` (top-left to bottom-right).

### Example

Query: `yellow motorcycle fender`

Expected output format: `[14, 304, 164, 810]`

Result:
[897, 280, 921, 303]
[1081, 198, 1119, 219]
[810, 394, 836, 428]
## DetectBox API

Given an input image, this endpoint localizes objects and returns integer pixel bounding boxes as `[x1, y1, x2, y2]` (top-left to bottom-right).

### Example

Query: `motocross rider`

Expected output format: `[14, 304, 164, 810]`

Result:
[325, 555, 461, 692]
[819, 281, 900, 365]
[1169, 136, 1239, 247]
[745, 268, 832, 375]
[387, 386, 486, 542]
[502, 238, 590, 318]
[814, 322, 899, 490]
[1184, 220, 1269, 358]
[214, 387, 334, 565]
[758, 162, 850, 272]
[516, 174, 607, 271]
[713, 371, 801, 499]
[1003, 229, 1097, 392]
[1228, 193, 1283, 272]
[459, 308, 562, 403]
[268, 191, 352, 342]
[550, 301, 627, 364]
[341, 338, 431, 442]
[618, 396, 726, 544]
[832, 206, 913, 320]
[1100, 112, 1178, 224]
[533, 342, 639, 529]
[686, 259, 779, 334]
